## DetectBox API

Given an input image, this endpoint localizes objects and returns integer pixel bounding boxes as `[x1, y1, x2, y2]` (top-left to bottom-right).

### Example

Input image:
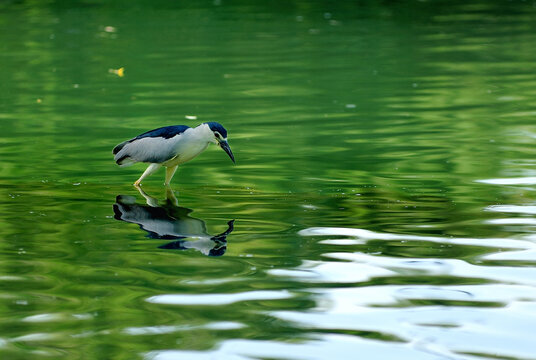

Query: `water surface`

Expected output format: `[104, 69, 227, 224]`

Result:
[1, 1, 536, 359]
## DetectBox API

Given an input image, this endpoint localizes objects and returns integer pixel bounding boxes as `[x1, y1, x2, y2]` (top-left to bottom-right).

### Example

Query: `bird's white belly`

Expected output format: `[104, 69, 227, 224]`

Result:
[163, 139, 209, 167]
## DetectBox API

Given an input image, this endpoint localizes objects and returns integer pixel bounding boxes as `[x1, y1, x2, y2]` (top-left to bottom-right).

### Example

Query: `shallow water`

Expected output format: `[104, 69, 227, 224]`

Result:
[1, 1, 536, 359]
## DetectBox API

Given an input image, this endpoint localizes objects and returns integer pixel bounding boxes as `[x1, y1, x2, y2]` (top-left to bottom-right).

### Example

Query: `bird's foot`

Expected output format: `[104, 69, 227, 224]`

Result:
[133, 181, 142, 187]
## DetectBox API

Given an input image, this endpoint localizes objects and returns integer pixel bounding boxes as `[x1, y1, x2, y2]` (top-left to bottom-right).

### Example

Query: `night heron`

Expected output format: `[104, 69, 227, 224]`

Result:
[113, 122, 235, 186]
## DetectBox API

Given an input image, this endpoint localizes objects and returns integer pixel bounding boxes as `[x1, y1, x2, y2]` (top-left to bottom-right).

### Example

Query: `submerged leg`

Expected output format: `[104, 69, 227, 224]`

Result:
[134, 163, 161, 186]
[164, 165, 178, 186]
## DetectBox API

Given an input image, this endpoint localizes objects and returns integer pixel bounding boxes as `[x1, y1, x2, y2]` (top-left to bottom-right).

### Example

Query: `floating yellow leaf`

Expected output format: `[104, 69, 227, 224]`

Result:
[109, 67, 125, 77]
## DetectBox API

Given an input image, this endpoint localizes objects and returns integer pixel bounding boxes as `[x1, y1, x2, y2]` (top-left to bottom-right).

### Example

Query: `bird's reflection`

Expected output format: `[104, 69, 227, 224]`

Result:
[113, 186, 234, 256]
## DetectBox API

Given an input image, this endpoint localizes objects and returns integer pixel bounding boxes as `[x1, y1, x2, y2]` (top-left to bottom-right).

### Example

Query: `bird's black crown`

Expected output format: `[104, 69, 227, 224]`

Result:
[204, 122, 228, 138]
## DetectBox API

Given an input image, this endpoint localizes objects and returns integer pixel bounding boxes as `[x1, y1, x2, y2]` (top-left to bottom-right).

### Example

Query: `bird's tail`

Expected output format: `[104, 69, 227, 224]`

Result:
[113, 140, 136, 167]
[113, 140, 128, 155]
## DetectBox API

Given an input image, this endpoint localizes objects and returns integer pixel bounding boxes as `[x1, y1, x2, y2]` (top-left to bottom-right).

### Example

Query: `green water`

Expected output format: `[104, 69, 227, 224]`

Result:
[2, 1, 536, 359]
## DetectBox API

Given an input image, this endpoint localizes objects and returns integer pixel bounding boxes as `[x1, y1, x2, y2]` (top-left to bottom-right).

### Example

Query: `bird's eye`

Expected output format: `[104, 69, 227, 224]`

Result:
[215, 132, 221, 139]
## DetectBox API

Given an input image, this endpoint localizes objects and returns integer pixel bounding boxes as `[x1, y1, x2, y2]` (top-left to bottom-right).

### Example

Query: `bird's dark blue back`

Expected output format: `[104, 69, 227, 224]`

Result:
[134, 125, 190, 140]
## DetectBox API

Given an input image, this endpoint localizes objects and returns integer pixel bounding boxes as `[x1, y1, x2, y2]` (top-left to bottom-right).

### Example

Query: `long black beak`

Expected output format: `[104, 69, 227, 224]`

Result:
[219, 140, 235, 163]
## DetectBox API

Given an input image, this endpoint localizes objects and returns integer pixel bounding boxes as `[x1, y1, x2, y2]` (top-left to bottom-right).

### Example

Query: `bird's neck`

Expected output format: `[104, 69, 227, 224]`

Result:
[193, 123, 216, 144]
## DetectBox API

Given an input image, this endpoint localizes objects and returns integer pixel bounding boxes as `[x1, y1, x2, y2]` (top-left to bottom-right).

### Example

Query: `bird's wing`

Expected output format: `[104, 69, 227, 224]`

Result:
[117, 136, 179, 164]
[114, 125, 190, 165]
[133, 125, 190, 140]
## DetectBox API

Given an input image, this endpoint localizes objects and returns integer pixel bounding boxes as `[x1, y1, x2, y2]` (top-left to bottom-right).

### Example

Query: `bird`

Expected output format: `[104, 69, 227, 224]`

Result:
[113, 122, 235, 186]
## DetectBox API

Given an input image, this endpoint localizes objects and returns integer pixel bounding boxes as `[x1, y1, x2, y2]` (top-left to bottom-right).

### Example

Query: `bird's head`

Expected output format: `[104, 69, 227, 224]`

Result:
[204, 122, 235, 163]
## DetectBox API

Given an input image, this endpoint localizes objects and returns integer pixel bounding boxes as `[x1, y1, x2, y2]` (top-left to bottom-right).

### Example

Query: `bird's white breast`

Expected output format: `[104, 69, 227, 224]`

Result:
[163, 127, 211, 166]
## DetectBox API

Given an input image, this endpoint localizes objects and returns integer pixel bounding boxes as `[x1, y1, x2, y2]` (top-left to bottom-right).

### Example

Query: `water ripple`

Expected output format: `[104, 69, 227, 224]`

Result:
[145, 334, 452, 360]
[271, 302, 536, 360]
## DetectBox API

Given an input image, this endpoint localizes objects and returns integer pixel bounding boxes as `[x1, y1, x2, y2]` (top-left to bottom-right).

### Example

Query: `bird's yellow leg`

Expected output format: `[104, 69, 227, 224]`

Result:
[134, 163, 161, 186]
[164, 165, 178, 186]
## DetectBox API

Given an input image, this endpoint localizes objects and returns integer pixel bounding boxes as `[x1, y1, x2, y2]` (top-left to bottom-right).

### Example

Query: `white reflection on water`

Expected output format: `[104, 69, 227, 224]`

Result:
[299, 227, 535, 249]
[325, 252, 536, 285]
[146, 290, 292, 306]
[485, 205, 536, 215]
[485, 218, 536, 225]
[268, 260, 395, 283]
[124, 322, 244, 336]
[481, 248, 536, 261]
[476, 177, 536, 185]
